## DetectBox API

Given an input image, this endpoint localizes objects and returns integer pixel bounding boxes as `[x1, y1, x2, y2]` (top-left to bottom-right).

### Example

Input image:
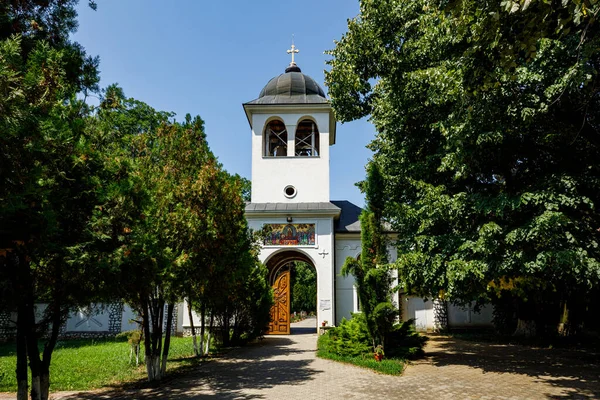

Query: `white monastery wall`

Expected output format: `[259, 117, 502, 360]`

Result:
[403, 298, 494, 331]
[402, 297, 435, 331]
[334, 239, 399, 325]
[66, 306, 110, 332]
[250, 112, 330, 203]
[447, 303, 494, 327]
[334, 238, 361, 323]
[181, 299, 203, 329]
[0, 304, 149, 341]
[121, 304, 141, 331]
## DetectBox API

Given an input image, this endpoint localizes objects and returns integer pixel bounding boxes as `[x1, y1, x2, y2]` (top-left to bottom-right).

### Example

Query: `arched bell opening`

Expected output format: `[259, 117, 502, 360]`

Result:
[265, 250, 318, 335]
[263, 119, 288, 157]
[294, 119, 319, 157]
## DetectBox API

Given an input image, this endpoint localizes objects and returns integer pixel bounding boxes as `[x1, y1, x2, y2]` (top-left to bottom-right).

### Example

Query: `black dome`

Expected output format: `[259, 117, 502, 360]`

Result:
[249, 64, 328, 105]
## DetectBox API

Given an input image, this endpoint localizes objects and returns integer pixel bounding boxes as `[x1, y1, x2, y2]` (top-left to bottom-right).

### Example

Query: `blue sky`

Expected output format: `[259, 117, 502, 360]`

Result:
[73, 1, 375, 207]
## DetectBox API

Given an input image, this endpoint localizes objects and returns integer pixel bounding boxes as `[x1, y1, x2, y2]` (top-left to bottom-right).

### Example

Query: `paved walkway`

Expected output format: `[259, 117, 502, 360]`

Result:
[5, 317, 599, 399]
[403, 335, 599, 399]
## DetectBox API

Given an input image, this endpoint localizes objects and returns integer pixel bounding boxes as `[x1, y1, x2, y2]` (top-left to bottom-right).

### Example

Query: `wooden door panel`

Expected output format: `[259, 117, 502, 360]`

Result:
[268, 270, 290, 334]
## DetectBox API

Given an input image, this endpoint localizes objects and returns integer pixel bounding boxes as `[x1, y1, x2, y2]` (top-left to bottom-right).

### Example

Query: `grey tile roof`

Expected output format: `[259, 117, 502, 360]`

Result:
[245, 69, 329, 105]
[330, 200, 395, 233]
[245, 202, 341, 213]
[331, 200, 363, 233]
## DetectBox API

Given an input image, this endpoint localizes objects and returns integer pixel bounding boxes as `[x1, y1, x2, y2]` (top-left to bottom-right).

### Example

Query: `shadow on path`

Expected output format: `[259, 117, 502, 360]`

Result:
[290, 326, 316, 335]
[60, 337, 321, 400]
[423, 335, 600, 399]
[228, 336, 315, 361]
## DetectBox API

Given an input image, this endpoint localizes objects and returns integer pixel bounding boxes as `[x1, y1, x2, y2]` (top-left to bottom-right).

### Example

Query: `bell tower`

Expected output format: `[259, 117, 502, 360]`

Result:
[243, 47, 337, 203]
[243, 46, 343, 332]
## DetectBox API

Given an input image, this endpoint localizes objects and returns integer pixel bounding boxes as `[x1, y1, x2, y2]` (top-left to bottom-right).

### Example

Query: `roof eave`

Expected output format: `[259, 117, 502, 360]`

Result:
[246, 208, 341, 218]
[242, 102, 255, 129]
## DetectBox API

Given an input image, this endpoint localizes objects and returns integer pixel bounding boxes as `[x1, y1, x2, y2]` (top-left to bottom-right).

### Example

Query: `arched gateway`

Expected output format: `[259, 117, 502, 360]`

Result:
[265, 250, 317, 334]
[242, 48, 372, 332]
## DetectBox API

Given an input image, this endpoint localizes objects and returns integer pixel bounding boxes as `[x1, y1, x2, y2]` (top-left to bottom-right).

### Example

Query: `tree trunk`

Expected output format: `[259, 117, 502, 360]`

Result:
[558, 301, 570, 336]
[144, 293, 166, 382]
[15, 252, 31, 400]
[205, 313, 214, 356]
[16, 304, 28, 400]
[30, 377, 41, 400]
[39, 302, 63, 400]
[156, 299, 163, 358]
[187, 298, 198, 356]
[221, 311, 230, 347]
[160, 303, 174, 375]
[25, 283, 41, 400]
[231, 313, 240, 345]
[513, 319, 536, 337]
[39, 370, 50, 400]
[513, 299, 537, 337]
[145, 354, 161, 382]
[200, 303, 206, 357]
[141, 300, 155, 381]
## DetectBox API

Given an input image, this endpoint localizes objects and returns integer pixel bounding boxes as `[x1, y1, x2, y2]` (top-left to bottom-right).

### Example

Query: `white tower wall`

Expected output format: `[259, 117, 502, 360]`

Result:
[250, 112, 331, 203]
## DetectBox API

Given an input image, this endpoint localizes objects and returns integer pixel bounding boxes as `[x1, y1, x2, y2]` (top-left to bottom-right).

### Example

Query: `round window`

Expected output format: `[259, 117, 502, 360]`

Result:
[284, 185, 297, 198]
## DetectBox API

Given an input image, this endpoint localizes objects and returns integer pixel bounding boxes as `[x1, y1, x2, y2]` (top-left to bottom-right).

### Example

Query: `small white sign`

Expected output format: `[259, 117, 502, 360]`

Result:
[319, 299, 331, 310]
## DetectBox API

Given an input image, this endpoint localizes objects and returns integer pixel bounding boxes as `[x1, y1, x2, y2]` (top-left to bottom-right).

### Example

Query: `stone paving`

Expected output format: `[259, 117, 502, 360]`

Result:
[2, 317, 599, 399]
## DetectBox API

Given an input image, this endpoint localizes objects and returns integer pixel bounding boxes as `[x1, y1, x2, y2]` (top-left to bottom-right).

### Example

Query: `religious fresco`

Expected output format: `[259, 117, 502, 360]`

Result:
[263, 223, 316, 246]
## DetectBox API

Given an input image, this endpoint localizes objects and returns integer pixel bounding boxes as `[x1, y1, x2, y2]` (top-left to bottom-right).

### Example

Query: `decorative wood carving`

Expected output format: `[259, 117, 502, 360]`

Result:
[268, 270, 290, 334]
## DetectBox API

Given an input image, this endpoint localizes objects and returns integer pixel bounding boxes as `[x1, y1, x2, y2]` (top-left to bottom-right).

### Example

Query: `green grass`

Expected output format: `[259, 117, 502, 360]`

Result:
[0, 336, 203, 392]
[316, 335, 405, 375]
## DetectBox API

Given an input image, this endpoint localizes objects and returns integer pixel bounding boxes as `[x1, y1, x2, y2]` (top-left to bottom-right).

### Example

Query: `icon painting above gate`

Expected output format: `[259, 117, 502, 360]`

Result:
[263, 224, 316, 246]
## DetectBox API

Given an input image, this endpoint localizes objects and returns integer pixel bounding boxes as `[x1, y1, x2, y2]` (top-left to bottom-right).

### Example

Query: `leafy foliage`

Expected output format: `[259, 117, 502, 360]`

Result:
[341, 163, 397, 349]
[89, 87, 272, 376]
[0, 1, 102, 398]
[232, 174, 251, 202]
[327, 0, 600, 335]
[0, 2, 271, 394]
[319, 313, 427, 363]
[227, 261, 274, 344]
[324, 313, 372, 357]
[291, 262, 317, 313]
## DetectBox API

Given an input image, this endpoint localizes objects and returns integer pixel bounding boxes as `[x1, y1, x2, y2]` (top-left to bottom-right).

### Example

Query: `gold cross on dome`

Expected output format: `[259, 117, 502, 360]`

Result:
[287, 43, 299, 64]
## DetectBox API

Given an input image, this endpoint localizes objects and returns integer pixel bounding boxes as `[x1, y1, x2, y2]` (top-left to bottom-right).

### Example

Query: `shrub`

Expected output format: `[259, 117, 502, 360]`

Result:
[324, 313, 372, 357]
[386, 319, 428, 359]
[317, 333, 405, 375]
[115, 330, 142, 344]
[323, 313, 427, 359]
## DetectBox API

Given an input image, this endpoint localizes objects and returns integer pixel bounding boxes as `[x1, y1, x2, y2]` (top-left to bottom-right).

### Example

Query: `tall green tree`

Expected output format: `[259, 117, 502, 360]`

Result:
[0, 1, 100, 398]
[327, 0, 600, 335]
[89, 86, 272, 378]
[233, 174, 251, 202]
[201, 173, 272, 348]
[89, 88, 206, 381]
[342, 163, 396, 349]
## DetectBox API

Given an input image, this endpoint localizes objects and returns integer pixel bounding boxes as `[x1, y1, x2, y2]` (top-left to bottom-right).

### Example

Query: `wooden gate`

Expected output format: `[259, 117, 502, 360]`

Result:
[268, 270, 290, 334]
